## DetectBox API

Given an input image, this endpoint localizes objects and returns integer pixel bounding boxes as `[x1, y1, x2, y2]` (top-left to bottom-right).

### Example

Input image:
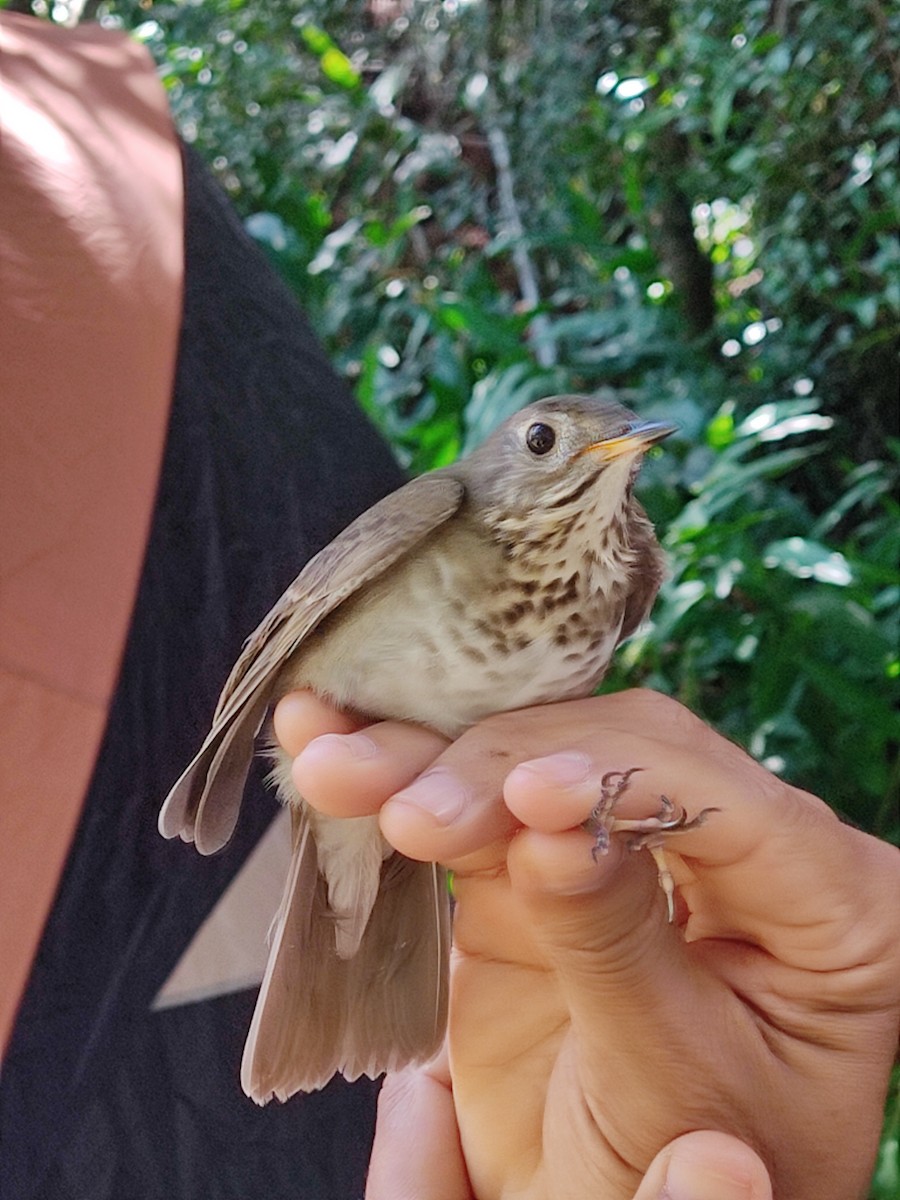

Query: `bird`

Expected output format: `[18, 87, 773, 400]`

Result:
[159, 391, 680, 1103]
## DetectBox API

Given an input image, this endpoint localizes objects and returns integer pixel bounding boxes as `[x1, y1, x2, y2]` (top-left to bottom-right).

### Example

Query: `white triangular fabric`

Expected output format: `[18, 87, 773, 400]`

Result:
[153, 809, 291, 1009]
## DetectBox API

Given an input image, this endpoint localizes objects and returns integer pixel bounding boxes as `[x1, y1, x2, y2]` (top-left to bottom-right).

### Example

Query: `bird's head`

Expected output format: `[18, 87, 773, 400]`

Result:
[460, 392, 676, 540]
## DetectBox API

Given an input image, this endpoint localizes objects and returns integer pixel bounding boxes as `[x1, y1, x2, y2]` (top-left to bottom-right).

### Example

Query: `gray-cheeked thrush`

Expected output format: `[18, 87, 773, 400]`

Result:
[159, 392, 691, 1103]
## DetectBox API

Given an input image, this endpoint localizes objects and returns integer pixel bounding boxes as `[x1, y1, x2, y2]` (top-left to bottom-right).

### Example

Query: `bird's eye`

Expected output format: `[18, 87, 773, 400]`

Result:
[525, 422, 556, 456]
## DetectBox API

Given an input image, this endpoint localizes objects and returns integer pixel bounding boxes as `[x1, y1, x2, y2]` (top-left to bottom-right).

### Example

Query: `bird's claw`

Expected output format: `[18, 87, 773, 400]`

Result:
[585, 767, 644, 859]
[582, 768, 719, 922]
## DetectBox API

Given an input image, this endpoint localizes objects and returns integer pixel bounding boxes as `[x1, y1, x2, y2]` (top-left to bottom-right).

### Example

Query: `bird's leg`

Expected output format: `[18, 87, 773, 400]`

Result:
[583, 769, 718, 921]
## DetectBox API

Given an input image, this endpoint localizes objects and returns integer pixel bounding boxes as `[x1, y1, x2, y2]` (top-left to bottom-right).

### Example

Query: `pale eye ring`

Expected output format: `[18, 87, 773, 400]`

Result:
[526, 422, 556, 455]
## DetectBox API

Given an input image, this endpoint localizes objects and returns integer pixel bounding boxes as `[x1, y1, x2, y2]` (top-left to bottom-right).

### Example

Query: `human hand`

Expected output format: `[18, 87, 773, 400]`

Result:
[366, 1049, 774, 1200]
[274, 688, 900, 1199]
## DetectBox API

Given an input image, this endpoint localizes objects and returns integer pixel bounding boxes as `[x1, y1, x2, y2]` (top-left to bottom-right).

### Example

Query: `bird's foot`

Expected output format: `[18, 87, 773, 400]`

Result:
[583, 769, 718, 922]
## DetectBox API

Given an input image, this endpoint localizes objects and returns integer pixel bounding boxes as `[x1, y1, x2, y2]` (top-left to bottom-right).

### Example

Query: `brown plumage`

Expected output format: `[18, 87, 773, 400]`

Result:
[158, 392, 674, 1101]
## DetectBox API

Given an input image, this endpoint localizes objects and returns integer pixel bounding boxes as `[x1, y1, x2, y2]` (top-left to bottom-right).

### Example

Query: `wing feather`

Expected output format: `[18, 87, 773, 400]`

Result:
[158, 474, 464, 850]
[619, 501, 666, 642]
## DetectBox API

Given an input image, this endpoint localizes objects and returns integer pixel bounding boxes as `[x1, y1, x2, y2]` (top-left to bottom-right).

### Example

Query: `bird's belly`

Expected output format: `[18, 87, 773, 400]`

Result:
[368, 628, 620, 736]
[294, 589, 623, 739]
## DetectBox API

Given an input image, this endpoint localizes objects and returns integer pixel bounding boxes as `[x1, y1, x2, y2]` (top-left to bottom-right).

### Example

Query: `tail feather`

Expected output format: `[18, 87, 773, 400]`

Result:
[344, 858, 449, 1076]
[241, 812, 339, 1100]
[241, 811, 450, 1101]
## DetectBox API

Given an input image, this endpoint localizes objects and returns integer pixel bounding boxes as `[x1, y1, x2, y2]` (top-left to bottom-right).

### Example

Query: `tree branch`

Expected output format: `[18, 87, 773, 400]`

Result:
[483, 114, 556, 367]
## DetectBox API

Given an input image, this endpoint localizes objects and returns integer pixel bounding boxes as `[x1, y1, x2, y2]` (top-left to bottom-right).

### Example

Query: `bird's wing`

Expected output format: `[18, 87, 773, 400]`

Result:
[619, 502, 667, 642]
[158, 474, 465, 854]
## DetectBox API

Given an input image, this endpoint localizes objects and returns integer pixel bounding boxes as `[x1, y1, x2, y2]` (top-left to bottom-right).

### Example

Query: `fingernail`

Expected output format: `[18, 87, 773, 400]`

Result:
[304, 731, 378, 762]
[390, 769, 468, 824]
[513, 751, 593, 787]
[663, 1155, 755, 1200]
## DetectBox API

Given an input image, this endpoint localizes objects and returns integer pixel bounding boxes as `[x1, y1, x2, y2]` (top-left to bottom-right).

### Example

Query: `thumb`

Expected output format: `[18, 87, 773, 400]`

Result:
[632, 1131, 773, 1200]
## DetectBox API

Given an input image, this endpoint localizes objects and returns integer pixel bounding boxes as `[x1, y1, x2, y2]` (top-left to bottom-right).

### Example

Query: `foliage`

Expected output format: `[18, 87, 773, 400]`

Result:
[21, 5, 899, 786]
[620, 412, 898, 837]
[872, 1064, 900, 1200]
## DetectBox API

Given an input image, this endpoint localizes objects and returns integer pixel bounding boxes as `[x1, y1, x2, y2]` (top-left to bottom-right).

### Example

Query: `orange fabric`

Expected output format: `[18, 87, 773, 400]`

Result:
[0, 14, 183, 1053]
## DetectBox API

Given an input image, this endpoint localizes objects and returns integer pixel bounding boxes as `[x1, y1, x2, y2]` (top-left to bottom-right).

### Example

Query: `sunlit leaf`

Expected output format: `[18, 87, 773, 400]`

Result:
[320, 47, 360, 91]
[706, 408, 735, 448]
[300, 25, 360, 90]
[757, 414, 833, 441]
[763, 538, 853, 585]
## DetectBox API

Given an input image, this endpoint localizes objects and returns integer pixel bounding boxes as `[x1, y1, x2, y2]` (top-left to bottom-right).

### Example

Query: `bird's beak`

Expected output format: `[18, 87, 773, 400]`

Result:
[579, 420, 678, 462]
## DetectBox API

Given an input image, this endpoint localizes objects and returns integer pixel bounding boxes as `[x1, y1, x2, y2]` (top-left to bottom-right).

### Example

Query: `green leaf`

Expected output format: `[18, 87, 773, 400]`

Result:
[320, 47, 360, 91]
[710, 83, 736, 142]
[300, 25, 331, 57]
[752, 32, 782, 55]
[801, 657, 896, 724]
[871, 1063, 899, 1200]
[728, 146, 758, 173]
[762, 538, 854, 586]
[735, 399, 831, 443]
[706, 408, 735, 448]
[300, 25, 360, 90]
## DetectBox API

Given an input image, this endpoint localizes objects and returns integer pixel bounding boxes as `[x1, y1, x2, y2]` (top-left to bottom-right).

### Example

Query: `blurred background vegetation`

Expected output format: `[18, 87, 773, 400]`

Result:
[9, 0, 898, 1186]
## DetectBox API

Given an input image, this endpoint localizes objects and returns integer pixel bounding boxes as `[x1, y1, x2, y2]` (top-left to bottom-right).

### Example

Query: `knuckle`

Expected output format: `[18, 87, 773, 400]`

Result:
[621, 687, 685, 725]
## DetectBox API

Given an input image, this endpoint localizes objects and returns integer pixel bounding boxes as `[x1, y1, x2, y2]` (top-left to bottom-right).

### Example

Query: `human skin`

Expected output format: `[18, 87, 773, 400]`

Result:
[367, 1054, 774, 1200]
[273, 688, 900, 1200]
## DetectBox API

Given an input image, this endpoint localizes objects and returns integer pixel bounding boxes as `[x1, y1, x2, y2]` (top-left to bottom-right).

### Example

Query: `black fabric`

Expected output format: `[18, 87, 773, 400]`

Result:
[0, 146, 404, 1200]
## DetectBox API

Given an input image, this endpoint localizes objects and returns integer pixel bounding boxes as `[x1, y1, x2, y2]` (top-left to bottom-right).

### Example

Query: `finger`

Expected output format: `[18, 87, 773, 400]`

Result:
[485, 752, 749, 1109]
[272, 690, 363, 757]
[380, 746, 521, 866]
[632, 1132, 772, 1200]
[365, 1053, 472, 1200]
[501, 698, 899, 973]
[446, 758, 728, 1112]
[293, 721, 449, 819]
[380, 694, 714, 870]
[277, 697, 518, 862]
[502, 748, 708, 910]
[504, 823, 716, 1041]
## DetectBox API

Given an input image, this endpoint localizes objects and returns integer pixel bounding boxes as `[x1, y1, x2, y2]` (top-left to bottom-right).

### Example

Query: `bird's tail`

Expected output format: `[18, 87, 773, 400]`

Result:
[240, 807, 450, 1102]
